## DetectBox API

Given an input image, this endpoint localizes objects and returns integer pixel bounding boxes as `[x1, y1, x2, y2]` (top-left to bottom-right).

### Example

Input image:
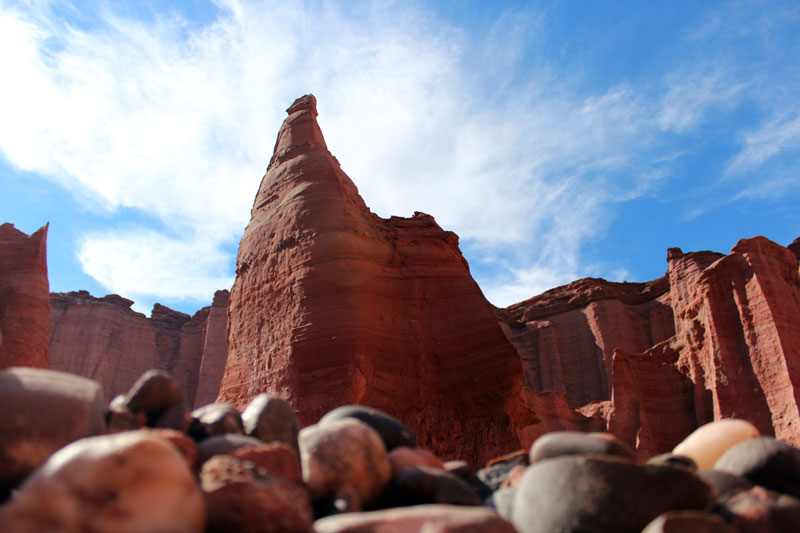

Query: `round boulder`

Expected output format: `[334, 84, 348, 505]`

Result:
[0, 431, 205, 532]
[673, 419, 759, 470]
[241, 393, 299, 451]
[319, 405, 415, 451]
[511, 455, 714, 533]
[714, 437, 800, 498]
[299, 419, 391, 506]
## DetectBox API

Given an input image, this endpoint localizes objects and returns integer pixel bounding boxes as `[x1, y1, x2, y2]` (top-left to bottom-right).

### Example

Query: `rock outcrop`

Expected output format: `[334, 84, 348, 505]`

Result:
[49, 290, 229, 407]
[0, 223, 50, 369]
[500, 237, 800, 456]
[218, 94, 534, 464]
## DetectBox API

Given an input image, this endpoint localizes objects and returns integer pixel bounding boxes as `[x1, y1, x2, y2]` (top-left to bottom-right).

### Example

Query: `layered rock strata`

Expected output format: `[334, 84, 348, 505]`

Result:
[218, 94, 534, 464]
[501, 237, 800, 455]
[0, 223, 50, 369]
[49, 290, 229, 407]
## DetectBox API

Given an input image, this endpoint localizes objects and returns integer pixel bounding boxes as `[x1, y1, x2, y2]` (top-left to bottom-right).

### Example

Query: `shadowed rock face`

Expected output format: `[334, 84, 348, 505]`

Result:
[218, 94, 533, 464]
[0, 223, 50, 369]
[49, 290, 229, 407]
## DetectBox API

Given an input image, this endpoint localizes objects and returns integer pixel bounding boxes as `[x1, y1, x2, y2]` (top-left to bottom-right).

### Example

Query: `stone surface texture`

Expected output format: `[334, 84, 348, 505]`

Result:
[0, 223, 50, 369]
[218, 94, 534, 464]
[49, 289, 228, 407]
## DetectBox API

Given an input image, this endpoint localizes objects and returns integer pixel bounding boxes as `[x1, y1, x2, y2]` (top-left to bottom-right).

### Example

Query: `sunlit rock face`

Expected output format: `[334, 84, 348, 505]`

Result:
[218, 95, 534, 465]
[49, 290, 229, 407]
[501, 237, 800, 456]
[0, 223, 50, 369]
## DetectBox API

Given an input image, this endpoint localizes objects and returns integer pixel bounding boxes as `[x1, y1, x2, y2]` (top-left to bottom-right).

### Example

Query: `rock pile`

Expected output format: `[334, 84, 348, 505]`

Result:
[3, 366, 799, 532]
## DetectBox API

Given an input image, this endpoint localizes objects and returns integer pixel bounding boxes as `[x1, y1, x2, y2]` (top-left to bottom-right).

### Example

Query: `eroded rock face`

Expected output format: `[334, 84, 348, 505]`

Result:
[498, 277, 674, 408]
[505, 237, 800, 456]
[49, 290, 229, 407]
[0, 223, 50, 369]
[218, 94, 533, 464]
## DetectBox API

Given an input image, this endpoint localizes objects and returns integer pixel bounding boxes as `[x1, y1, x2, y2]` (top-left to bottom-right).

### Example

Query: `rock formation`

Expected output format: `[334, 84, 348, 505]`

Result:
[218, 94, 534, 464]
[500, 237, 800, 456]
[49, 290, 229, 407]
[0, 223, 50, 369]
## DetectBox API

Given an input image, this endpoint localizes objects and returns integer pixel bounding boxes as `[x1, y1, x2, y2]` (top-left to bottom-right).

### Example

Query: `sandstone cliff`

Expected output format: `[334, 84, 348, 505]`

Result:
[218, 95, 535, 464]
[500, 237, 800, 456]
[49, 290, 229, 407]
[0, 223, 50, 369]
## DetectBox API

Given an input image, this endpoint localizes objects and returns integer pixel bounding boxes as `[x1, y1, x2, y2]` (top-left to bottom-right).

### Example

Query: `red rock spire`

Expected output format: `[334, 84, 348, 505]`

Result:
[268, 94, 328, 170]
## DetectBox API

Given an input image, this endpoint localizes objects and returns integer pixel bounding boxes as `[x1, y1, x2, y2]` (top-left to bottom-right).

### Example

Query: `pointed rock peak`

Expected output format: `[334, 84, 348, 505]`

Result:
[271, 93, 327, 165]
[287, 94, 317, 114]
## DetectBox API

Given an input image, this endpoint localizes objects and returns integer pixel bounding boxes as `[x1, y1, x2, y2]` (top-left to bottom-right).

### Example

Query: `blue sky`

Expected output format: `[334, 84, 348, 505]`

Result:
[1, 0, 799, 315]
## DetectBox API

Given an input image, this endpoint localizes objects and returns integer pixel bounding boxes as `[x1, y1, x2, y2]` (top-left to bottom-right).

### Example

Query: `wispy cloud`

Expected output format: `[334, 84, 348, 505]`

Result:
[0, 0, 797, 310]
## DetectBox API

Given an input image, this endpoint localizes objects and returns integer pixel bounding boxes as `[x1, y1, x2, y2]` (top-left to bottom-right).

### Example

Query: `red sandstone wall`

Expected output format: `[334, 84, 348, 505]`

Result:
[218, 95, 534, 464]
[0, 223, 50, 369]
[49, 290, 229, 406]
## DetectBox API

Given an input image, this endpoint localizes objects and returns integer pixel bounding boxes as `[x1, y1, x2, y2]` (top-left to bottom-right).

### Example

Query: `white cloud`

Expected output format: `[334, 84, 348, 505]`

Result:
[78, 228, 234, 314]
[1, 1, 796, 311]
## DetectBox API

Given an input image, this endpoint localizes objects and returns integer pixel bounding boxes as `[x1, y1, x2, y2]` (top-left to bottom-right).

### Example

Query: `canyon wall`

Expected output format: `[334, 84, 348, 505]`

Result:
[500, 238, 800, 456]
[0, 223, 50, 369]
[217, 95, 535, 464]
[49, 290, 229, 407]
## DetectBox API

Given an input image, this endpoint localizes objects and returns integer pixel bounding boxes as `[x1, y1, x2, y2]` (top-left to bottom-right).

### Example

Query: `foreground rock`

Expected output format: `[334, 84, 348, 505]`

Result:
[201, 454, 312, 533]
[313, 504, 516, 533]
[0, 431, 205, 532]
[0, 367, 105, 497]
[511, 455, 714, 533]
[218, 94, 534, 465]
[300, 419, 391, 507]
[0, 223, 50, 369]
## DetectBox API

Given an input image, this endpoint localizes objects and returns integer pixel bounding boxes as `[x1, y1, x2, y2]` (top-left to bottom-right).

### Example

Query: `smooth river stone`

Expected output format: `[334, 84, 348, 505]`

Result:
[511, 455, 714, 533]
[0, 431, 205, 532]
[672, 419, 760, 469]
[189, 403, 244, 440]
[382, 465, 481, 507]
[201, 454, 312, 533]
[319, 405, 416, 451]
[241, 393, 299, 451]
[641, 510, 735, 533]
[528, 431, 636, 464]
[124, 369, 186, 425]
[299, 419, 391, 506]
[313, 504, 517, 533]
[0, 367, 105, 497]
[713, 437, 800, 498]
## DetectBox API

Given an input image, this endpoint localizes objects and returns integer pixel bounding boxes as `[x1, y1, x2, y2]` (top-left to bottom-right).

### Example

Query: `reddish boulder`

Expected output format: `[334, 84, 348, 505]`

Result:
[218, 94, 533, 465]
[49, 290, 229, 407]
[0, 223, 50, 369]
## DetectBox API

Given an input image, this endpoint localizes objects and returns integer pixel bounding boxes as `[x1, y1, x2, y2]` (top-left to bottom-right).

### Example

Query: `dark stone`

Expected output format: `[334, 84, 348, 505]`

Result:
[470, 451, 528, 500]
[647, 453, 698, 472]
[528, 431, 636, 464]
[189, 403, 244, 440]
[443, 460, 472, 480]
[723, 486, 800, 533]
[197, 434, 268, 465]
[381, 466, 481, 508]
[154, 402, 191, 432]
[511, 456, 715, 533]
[714, 437, 800, 499]
[641, 510, 735, 532]
[241, 393, 299, 451]
[697, 469, 753, 502]
[319, 405, 415, 451]
[124, 370, 186, 425]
